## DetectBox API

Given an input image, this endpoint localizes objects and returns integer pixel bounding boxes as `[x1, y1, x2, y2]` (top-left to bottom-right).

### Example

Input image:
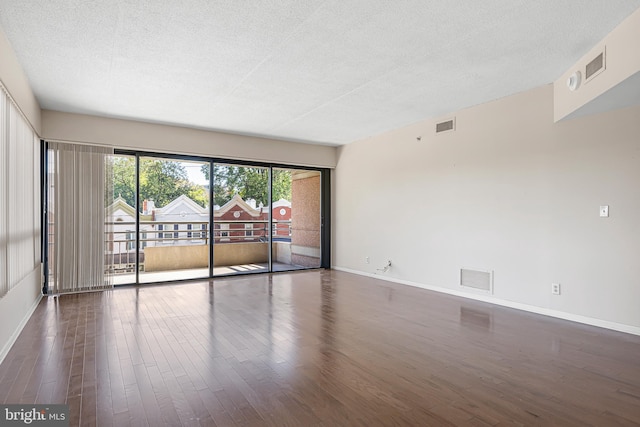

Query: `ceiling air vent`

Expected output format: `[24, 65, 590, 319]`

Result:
[436, 118, 455, 134]
[585, 49, 605, 82]
[460, 268, 493, 293]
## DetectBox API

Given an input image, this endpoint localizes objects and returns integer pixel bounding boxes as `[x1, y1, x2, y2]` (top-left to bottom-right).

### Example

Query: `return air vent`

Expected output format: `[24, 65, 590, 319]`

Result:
[436, 118, 455, 133]
[460, 268, 493, 293]
[585, 49, 605, 82]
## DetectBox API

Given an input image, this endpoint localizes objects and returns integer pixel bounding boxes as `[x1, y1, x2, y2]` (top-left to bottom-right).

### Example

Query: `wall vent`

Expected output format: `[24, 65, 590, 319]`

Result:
[460, 268, 493, 293]
[436, 118, 455, 133]
[585, 49, 606, 82]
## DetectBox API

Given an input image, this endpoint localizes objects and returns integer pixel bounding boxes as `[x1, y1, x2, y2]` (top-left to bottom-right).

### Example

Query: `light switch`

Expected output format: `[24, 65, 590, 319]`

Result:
[599, 205, 609, 217]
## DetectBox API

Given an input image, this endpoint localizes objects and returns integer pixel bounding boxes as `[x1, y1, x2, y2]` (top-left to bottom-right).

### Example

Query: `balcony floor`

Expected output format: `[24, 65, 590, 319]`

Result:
[112, 262, 310, 285]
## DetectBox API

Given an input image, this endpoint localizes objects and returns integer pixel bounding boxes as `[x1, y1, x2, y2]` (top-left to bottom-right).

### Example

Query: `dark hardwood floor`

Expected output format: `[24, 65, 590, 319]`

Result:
[1, 270, 639, 426]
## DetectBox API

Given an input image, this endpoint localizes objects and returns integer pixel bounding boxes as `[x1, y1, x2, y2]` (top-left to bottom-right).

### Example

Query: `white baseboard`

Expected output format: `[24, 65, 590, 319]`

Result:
[333, 266, 640, 336]
[0, 292, 43, 365]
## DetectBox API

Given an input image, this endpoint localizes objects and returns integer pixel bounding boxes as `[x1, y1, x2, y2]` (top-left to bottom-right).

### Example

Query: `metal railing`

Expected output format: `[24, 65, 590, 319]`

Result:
[46, 220, 292, 275]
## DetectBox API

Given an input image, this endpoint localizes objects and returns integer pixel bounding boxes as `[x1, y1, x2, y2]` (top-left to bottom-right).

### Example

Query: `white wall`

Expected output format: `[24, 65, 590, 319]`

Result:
[42, 110, 337, 168]
[334, 84, 640, 334]
[0, 28, 42, 363]
[0, 28, 41, 133]
[0, 269, 42, 362]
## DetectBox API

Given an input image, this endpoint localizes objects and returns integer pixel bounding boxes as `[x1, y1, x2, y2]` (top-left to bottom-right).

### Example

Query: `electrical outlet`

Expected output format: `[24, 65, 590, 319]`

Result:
[551, 283, 561, 295]
[365, 256, 370, 264]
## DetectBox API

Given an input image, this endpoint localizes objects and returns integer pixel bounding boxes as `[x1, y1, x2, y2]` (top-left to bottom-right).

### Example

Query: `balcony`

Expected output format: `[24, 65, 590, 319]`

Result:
[112, 219, 293, 266]
[47, 219, 319, 284]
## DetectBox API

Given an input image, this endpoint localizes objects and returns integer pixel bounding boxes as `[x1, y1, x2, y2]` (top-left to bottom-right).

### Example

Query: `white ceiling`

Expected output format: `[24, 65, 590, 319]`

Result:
[1, 1, 639, 146]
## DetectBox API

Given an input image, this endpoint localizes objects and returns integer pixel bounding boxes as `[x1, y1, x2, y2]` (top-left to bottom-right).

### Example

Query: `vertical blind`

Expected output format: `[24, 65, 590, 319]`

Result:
[0, 84, 40, 299]
[47, 142, 114, 293]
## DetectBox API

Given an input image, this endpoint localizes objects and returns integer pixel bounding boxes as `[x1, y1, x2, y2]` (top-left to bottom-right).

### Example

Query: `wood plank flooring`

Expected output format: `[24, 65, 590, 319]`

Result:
[1, 269, 639, 426]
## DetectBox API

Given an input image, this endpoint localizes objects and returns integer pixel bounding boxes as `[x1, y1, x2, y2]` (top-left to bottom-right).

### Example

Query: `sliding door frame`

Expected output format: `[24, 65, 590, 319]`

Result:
[134, 152, 141, 284]
[208, 159, 215, 278]
[103, 148, 330, 285]
[41, 140, 48, 294]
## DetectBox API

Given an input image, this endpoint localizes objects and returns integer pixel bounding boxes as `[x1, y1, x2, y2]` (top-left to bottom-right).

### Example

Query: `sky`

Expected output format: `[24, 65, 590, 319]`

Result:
[182, 161, 208, 186]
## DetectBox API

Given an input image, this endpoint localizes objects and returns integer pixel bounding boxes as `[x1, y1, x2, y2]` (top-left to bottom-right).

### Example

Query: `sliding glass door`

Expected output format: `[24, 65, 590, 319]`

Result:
[209, 165, 323, 276]
[212, 164, 270, 276]
[51, 148, 329, 287]
[272, 168, 322, 271]
[108, 154, 137, 285]
[138, 156, 210, 283]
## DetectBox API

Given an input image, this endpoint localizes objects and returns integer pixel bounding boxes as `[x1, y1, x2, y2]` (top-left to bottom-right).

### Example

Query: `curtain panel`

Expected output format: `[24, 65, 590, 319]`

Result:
[47, 141, 114, 293]
[0, 85, 40, 299]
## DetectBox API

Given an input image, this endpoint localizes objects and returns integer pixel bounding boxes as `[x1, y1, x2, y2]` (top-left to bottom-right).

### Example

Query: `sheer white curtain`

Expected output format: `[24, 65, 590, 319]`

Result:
[48, 142, 114, 293]
[0, 84, 40, 299]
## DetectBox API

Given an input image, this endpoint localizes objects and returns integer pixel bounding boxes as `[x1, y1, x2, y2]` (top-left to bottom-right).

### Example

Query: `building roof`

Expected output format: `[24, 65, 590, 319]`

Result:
[216, 194, 261, 218]
[106, 196, 153, 221]
[108, 194, 290, 220]
[156, 194, 208, 217]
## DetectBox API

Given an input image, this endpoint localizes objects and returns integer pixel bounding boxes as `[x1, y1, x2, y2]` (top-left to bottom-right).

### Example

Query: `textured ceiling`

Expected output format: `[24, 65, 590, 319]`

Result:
[1, 1, 639, 146]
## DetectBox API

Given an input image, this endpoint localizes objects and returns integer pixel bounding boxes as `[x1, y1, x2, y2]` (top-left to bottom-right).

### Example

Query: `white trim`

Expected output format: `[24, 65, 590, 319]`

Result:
[216, 194, 262, 217]
[272, 198, 292, 208]
[0, 293, 42, 365]
[333, 266, 640, 337]
[158, 194, 208, 216]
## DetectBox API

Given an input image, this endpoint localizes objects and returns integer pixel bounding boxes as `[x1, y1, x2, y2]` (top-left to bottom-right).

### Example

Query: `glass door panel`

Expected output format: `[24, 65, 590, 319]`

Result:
[272, 168, 321, 271]
[138, 157, 210, 283]
[108, 154, 137, 285]
[212, 164, 269, 276]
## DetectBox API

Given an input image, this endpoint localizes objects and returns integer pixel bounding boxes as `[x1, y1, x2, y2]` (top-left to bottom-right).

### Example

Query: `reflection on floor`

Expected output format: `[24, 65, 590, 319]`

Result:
[9, 270, 640, 425]
[112, 262, 310, 285]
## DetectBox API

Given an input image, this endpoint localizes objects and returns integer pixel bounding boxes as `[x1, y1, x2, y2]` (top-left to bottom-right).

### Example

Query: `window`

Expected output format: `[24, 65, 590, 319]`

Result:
[136, 156, 210, 283]
[189, 223, 205, 240]
[126, 232, 135, 250]
[77, 150, 329, 285]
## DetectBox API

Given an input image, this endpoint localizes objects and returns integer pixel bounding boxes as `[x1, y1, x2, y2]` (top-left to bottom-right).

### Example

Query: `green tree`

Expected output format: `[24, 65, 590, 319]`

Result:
[111, 157, 208, 208]
[271, 169, 292, 202]
[112, 156, 136, 207]
[186, 185, 208, 208]
[201, 164, 291, 206]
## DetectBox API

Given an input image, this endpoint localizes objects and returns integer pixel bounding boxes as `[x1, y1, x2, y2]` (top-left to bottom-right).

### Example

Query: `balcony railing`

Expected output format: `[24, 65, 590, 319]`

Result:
[48, 220, 292, 275]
